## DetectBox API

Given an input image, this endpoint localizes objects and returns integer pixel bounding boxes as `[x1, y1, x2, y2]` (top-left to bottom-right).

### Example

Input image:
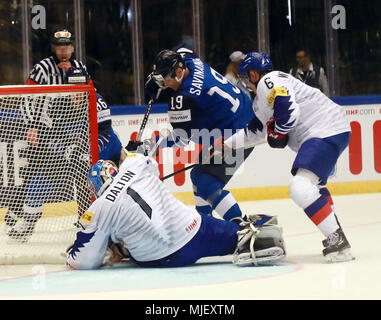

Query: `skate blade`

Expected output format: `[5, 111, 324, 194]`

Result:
[325, 248, 355, 263]
[233, 247, 285, 266]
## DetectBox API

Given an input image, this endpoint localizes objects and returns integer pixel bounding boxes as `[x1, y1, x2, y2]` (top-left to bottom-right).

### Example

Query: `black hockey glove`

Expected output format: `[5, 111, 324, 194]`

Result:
[126, 138, 158, 156]
[126, 140, 143, 152]
[266, 119, 289, 149]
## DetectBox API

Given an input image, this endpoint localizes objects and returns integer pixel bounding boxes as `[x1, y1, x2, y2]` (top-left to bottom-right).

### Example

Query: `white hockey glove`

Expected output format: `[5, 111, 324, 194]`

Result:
[138, 138, 158, 156]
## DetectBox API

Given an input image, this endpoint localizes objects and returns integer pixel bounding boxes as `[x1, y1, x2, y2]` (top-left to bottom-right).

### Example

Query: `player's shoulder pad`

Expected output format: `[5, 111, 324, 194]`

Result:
[266, 86, 288, 108]
[80, 210, 95, 226]
[257, 71, 290, 108]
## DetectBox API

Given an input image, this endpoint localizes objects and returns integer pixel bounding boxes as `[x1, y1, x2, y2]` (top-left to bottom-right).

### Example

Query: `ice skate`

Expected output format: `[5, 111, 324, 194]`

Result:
[322, 228, 355, 262]
[4, 211, 19, 228]
[8, 220, 37, 243]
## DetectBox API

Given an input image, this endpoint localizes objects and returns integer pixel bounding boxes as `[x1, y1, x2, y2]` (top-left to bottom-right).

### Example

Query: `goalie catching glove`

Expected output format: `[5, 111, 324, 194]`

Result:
[266, 119, 289, 149]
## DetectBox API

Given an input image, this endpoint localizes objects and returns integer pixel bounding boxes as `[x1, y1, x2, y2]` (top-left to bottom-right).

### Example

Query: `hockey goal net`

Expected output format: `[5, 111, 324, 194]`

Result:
[0, 84, 98, 264]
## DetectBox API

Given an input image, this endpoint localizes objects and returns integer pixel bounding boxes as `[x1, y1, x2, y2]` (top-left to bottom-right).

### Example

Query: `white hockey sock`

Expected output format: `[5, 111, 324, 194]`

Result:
[317, 210, 340, 237]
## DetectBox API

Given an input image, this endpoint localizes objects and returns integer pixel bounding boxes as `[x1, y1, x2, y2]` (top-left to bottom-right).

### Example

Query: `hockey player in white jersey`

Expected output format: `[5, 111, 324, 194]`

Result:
[224, 52, 354, 263]
[66, 154, 285, 269]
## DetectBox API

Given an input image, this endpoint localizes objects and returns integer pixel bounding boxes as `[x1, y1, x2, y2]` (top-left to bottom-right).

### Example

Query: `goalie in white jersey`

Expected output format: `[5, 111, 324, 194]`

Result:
[224, 52, 354, 263]
[66, 154, 285, 269]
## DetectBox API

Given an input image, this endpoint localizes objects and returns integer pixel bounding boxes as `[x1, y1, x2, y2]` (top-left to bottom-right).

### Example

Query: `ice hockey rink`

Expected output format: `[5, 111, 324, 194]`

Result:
[0, 192, 379, 300]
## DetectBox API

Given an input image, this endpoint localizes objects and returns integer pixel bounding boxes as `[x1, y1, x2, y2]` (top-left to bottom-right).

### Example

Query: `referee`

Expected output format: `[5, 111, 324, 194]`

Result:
[5, 28, 96, 241]
[26, 28, 92, 85]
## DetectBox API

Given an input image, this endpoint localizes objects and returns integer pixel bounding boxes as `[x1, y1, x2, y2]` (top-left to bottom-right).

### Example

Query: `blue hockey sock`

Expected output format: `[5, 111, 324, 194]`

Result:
[194, 194, 213, 216]
[191, 167, 242, 220]
[211, 190, 242, 221]
[24, 174, 54, 222]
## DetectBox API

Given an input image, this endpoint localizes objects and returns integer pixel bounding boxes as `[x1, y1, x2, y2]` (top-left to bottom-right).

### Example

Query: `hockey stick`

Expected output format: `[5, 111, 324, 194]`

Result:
[161, 163, 197, 181]
[123, 98, 155, 159]
[147, 128, 171, 157]
[136, 98, 154, 142]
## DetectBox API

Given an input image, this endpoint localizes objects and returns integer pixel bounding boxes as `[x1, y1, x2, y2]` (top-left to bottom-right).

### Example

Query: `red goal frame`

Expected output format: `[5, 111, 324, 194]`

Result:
[0, 84, 99, 165]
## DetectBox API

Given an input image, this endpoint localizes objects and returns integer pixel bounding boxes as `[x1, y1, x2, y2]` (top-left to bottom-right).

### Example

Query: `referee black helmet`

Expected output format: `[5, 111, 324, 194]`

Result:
[51, 29, 74, 46]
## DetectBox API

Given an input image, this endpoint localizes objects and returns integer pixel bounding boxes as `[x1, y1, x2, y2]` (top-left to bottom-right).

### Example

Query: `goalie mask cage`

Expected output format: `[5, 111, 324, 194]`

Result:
[0, 84, 98, 264]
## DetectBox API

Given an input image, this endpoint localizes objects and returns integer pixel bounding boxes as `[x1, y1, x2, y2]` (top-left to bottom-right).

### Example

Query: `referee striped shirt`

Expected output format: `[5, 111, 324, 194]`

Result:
[27, 56, 87, 85]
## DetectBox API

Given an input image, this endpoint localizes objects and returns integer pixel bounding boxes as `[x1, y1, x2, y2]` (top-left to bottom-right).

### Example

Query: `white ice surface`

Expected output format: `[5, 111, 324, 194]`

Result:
[0, 193, 380, 300]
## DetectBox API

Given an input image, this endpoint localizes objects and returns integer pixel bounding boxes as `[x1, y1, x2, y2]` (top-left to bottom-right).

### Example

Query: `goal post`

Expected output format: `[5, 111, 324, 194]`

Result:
[0, 84, 98, 264]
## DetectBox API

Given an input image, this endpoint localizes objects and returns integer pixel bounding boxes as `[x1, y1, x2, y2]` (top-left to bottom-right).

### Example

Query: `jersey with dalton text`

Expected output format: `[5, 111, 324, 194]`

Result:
[67, 154, 201, 269]
[232, 71, 351, 152]
[167, 57, 255, 143]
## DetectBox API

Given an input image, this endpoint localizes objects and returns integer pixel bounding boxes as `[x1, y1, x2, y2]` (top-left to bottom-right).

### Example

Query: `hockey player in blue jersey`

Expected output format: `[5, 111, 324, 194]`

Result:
[128, 49, 257, 222]
[96, 93, 123, 164]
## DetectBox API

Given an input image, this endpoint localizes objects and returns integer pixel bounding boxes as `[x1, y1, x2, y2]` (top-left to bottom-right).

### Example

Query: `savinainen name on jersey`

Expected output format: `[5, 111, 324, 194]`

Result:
[189, 58, 204, 96]
[105, 170, 136, 202]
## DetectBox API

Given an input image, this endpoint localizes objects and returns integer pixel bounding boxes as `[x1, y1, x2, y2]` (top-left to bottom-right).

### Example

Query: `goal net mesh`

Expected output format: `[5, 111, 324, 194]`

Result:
[0, 85, 98, 264]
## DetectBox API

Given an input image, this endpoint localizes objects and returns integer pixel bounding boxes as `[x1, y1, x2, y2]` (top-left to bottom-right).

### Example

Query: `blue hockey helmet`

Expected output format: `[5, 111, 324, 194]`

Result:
[88, 160, 118, 198]
[238, 52, 273, 77]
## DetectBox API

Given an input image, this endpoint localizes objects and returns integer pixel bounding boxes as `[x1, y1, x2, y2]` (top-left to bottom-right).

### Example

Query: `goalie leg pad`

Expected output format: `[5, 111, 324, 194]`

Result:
[233, 224, 286, 266]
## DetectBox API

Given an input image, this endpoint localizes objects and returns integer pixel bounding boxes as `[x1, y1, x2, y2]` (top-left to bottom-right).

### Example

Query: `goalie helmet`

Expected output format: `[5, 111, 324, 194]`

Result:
[88, 160, 118, 198]
[238, 52, 273, 77]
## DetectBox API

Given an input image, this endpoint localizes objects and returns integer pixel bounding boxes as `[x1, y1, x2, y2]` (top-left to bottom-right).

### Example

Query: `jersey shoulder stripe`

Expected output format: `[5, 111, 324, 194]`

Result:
[267, 86, 288, 108]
